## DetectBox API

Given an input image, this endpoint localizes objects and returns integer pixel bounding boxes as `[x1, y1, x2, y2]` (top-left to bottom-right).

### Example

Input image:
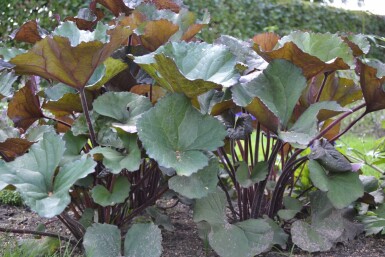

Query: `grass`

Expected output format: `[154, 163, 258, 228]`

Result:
[0, 233, 82, 257]
[337, 133, 385, 177]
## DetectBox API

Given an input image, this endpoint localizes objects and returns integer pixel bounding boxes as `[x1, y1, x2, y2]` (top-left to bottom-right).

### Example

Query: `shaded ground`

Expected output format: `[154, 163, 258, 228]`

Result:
[1, 203, 385, 257]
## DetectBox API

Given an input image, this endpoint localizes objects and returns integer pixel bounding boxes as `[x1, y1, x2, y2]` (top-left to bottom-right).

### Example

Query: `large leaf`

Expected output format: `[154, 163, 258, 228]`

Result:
[308, 160, 364, 209]
[10, 22, 132, 90]
[255, 32, 353, 79]
[358, 60, 385, 113]
[83, 223, 121, 257]
[134, 42, 240, 98]
[124, 223, 162, 257]
[168, 157, 219, 199]
[137, 93, 227, 176]
[91, 176, 130, 207]
[279, 101, 348, 147]
[232, 59, 307, 131]
[193, 188, 227, 226]
[42, 92, 83, 116]
[93, 92, 152, 133]
[8, 79, 44, 130]
[0, 132, 96, 217]
[209, 219, 273, 257]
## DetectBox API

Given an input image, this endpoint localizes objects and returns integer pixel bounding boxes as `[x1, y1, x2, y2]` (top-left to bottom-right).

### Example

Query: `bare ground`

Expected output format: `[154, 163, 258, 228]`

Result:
[1, 203, 385, 257]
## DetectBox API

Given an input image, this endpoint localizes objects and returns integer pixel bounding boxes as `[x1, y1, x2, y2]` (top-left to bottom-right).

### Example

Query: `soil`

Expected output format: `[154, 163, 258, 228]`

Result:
[1, 203, 385, 257]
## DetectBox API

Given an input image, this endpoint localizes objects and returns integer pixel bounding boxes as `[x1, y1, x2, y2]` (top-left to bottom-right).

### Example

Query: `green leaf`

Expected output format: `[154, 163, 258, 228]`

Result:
[44, 83, 77, 101]
[308, 160, 364, 209]
[209, 219, 273, 257]
[235, 161, 268, 188]
[0, 71, 17, 98]
[278, 31, 354, 67]
[93, 92, 152, 133]
[86, 57, 128, 90]
[19, 237, 60, 256]
[91, 176, 130, 207]
[168, 157, 219, 199]
[264, 217, 289, 249]
[0, 132, 96, 217]
[26, 125, 56, 142]
[90, 140, 140, 173]
[137, 93, 227, 176]
[0, 47, 26, 61]
[124, 223, 162, 257]
[53, 21, 109, 46]
[232, 59, 307, 130]
[146, 206, 175, 231]
[193, 188, 227, 226]
[278, 196, 302, 220]
[279, 101, 349, 147]
[134, 42, 240, 98]
[83, 223, 121, 257]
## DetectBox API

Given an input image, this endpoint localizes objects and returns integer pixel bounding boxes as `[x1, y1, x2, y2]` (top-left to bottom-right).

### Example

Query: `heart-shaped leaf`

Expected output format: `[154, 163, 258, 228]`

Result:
[208, 219, 273, 257]
[124, 223, 162, 257]
[168, 157, 219, 199]
[10, 22, 132, 90]
[134, 42, 240, 98]
[308, 160, 364, 209]
[83, 223, 121, 257]
[91, 176, 130, 207]
[278, 196, 302, 220]
[255, 32, 353, 79]
[0, 132, 96, 217]
[137, 93, 227, 176]
[232, 59, 307, 131]
[93, 92, 152, 133]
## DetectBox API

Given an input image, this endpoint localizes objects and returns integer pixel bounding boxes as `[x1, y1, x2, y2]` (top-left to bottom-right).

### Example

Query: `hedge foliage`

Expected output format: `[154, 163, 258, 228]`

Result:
[1, 0, 385, 59]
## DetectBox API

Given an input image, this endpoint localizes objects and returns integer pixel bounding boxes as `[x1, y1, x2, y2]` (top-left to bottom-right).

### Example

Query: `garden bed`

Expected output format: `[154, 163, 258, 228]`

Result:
[1, 203, 385, 257]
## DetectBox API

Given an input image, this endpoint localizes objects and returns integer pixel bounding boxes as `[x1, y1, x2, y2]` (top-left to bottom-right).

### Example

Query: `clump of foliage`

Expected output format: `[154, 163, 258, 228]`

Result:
[0, 189, 22, 206]
[1, 0, 385, 256]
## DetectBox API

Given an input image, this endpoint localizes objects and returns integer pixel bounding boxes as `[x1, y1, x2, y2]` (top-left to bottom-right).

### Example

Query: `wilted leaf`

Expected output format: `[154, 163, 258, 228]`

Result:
[10, 22, 132, 90]
[134, 42, 240, 98]
[130, 84, 166, 103]
[0, 132, 96, 217]
[232, 59, 307, 131]
[168, 157, 219, 199]
[0, 138, 33, 160]
[10, 20, 47, 44]
[83, 223, 121, 257]
[137, 19, 179, 51]
[124, 223, 162, 257]
[255, 32, 353, 79]
[137, 93, 227, 176]
[95, 0, 133, 16]
[308, 160, 364, 209]
[91, 176, 130, 206]
[8, 79, 44, 130]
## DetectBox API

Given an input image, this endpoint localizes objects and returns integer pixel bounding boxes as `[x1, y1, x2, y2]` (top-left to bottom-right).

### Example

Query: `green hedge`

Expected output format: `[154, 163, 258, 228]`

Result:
[1, 0, 385, 59]
[184, 0, 385, 59]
